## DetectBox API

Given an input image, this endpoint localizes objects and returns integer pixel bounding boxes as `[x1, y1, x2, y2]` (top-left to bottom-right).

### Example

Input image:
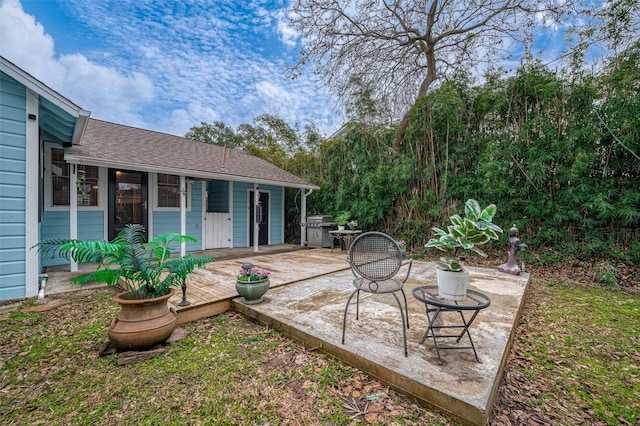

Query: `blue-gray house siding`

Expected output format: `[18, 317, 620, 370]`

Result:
[152, 181, 204, 252]
[231, 182, 283, 247]
[262, 184, 284, 245]
[0, 72, 27, 299]
[232, 182, 252, 247]
[39, 179, 206, 265]
[40, 210, 105, 267]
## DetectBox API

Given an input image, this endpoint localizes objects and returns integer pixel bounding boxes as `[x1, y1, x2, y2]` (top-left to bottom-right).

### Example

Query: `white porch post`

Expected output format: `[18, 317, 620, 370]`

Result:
[253, 185, 259, 252]
[180, 175, 186, 256]
[228, 181, 234, 248]
[24, 90, 40, 297]
[301, 189, 313, 246]
[69, 164, 78, 272]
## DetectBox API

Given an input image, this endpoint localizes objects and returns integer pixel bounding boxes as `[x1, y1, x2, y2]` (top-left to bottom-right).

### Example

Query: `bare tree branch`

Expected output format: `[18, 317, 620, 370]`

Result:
[288, 0, 577, 150]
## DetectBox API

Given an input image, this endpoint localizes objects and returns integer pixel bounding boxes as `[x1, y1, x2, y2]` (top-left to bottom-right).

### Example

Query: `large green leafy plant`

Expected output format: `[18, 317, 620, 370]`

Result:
[35, 224, 214, 299]
[425, 199, 503, 271]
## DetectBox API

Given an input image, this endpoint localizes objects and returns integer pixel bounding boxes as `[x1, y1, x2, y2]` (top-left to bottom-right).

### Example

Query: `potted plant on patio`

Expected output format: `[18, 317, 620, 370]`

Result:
[425, 199, 503, 300]
[34, 224, 214, 350]
[235, 263, 271, 304]
[335, 211, 351, 231]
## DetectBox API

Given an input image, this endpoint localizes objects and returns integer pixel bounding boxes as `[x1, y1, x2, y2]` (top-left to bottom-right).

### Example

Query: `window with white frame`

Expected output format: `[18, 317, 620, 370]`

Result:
[157, 174, 188, 208]
[51, 148, 99, 206]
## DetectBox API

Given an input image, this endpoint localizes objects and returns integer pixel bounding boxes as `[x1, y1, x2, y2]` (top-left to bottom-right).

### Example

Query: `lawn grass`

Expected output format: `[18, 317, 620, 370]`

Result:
[1, 276, 639, 425]
[503, 279, 640, 424]
[0, 290, 440, 425]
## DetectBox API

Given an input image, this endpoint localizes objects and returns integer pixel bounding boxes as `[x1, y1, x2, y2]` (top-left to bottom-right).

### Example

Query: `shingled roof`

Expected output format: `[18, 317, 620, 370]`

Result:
[64, 118, 319, 189]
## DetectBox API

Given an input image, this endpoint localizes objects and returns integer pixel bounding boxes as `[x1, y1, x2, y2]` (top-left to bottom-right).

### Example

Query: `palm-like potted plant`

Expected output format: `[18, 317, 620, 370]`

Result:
[34, 224, 214, 349]
[425, 199, 503, 300]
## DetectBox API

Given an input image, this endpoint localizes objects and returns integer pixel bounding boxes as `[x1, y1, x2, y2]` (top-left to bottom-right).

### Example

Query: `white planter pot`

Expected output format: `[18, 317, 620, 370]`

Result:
[436, 268, 470, 301]
[338, 225, 345, 231]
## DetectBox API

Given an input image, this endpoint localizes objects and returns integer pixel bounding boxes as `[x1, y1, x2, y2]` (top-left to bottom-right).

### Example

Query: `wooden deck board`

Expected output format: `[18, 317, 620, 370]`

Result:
[168, 249, 350, 323]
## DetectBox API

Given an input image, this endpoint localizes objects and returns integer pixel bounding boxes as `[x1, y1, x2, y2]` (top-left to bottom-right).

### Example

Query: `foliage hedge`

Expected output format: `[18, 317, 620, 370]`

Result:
[307, 44, 640, 264]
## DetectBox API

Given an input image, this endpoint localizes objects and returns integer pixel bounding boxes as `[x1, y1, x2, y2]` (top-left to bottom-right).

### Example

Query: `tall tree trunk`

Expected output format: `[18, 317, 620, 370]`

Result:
[392, 47, 437, 153]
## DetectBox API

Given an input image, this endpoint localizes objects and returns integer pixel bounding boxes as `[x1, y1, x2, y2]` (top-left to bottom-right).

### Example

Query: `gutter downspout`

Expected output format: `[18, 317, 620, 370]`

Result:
[300, 189, 313, 246]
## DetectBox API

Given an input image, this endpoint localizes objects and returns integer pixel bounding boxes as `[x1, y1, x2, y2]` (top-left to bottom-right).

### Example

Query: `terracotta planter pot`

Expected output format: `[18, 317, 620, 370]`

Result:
[235, 278, 270, 305]
[108, 289, 177, 350]
[436, 268, 470, 301]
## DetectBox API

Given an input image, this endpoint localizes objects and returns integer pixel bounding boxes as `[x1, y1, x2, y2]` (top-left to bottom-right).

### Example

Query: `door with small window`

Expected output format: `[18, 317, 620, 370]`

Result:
[249, 191, 269, 246]
[108, 169, 148, 240]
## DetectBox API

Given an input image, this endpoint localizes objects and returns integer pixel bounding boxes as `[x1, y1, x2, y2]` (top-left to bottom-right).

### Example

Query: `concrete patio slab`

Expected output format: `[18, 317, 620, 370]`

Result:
[234, 261, 530, 426]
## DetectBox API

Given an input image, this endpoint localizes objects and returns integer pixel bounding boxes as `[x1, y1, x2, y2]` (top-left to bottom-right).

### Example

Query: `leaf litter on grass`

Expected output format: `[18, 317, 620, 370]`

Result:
[1, 265, 639, 425]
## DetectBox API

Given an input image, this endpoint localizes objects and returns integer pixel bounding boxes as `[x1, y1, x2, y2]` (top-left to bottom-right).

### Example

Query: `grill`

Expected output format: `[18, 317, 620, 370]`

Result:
[303, 215, 336, 248]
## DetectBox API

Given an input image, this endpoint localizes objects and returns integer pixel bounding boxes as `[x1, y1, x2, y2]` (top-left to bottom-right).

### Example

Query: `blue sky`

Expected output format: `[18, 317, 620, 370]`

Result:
[0, 0, 340, 137]
[1, 0, 606, 139]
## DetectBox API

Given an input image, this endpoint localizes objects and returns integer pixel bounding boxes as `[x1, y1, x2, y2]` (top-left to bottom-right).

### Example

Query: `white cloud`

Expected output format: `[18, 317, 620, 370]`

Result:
[0, 0, 156, 127]
[169, 101, 220, 136]
[256, 80, 292, 102]
[275, 9, 299, 47]
[57, 54, 155, 125]
[0, 0, 57, 76]
[1, 0, 343, 137]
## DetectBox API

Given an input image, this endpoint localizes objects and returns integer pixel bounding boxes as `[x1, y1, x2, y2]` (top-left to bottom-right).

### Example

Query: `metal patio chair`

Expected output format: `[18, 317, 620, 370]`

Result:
[341, 231, 413, 356]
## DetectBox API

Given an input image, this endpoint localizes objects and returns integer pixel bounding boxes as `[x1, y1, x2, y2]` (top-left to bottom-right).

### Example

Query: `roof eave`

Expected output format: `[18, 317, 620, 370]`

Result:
[71, 110, 91, 145]
[63, 154, 320, 190]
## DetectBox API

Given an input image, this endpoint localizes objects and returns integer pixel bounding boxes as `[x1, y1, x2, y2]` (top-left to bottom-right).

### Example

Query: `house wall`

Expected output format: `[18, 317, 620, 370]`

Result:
[41, 176, 204, 266]
[0, 72, 27, 299]
[2, 62, 308, 303]
[232, 182, 252, 246]
[231, 182, 283, 247]
[152, 181, 204, 251]
[262, 184, 284, 245]
[41, 211, 105, 267]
